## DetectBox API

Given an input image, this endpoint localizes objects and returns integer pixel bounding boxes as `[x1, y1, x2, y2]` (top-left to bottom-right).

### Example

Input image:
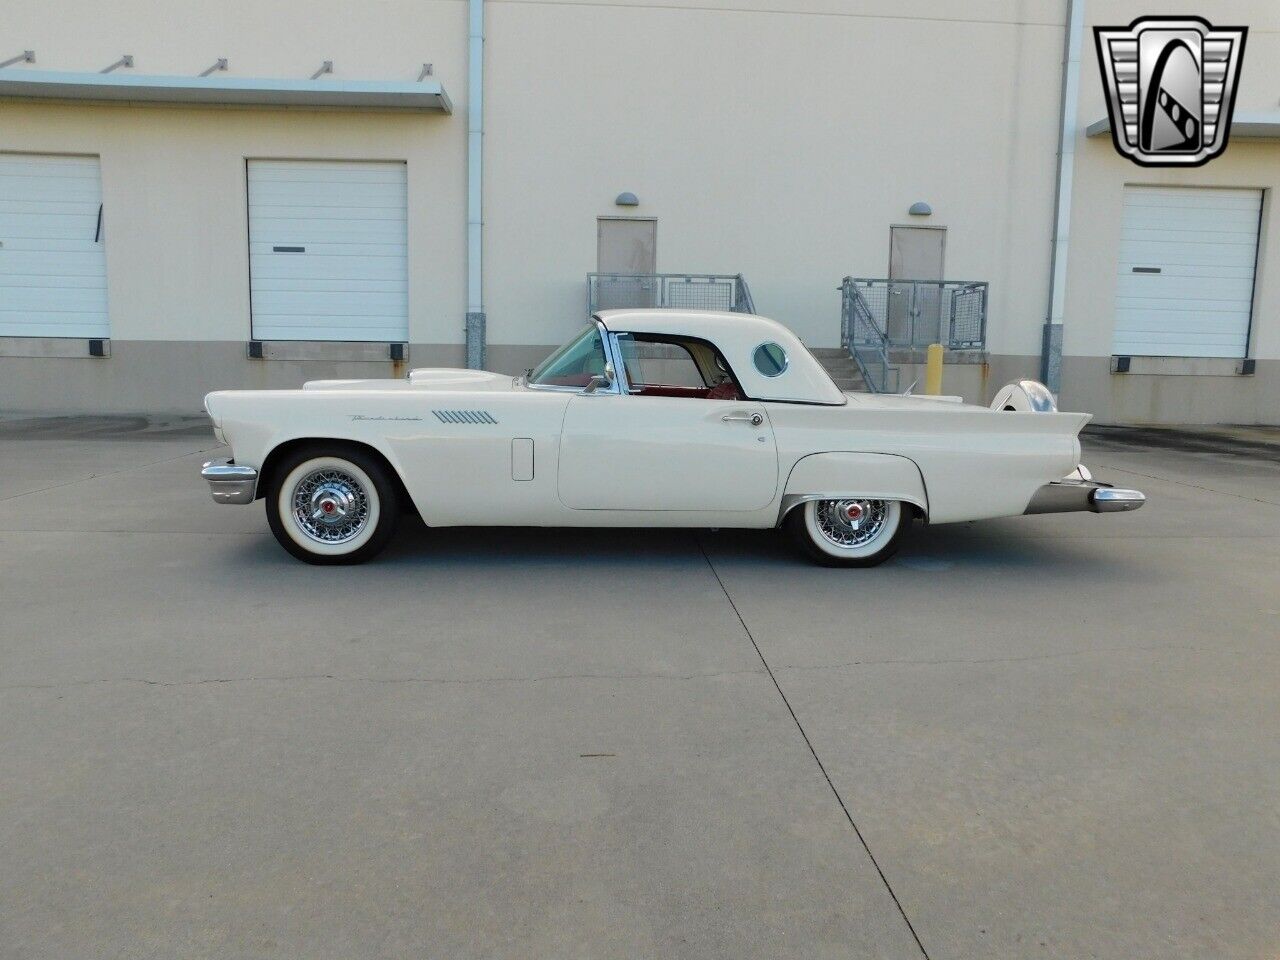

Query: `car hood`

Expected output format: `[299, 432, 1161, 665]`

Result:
[302, 369, 518, 392]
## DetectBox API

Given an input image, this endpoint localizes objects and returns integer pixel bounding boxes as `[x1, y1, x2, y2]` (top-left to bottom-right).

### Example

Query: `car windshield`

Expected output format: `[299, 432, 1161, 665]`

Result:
[528, 324, 608, 388]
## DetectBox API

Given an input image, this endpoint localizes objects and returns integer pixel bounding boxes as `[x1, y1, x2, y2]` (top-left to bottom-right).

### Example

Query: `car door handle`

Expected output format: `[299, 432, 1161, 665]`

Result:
[722, 413, 763, 426]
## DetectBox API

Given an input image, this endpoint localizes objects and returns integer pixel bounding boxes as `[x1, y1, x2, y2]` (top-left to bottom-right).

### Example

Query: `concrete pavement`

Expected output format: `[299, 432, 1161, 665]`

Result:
[1, 417, 1277, 959]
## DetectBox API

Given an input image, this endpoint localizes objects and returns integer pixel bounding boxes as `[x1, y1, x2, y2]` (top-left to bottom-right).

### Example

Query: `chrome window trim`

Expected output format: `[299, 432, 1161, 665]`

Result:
[608, 332, 639, 394]
[524, 382, 587, 395]
[605, 331, 633, 394]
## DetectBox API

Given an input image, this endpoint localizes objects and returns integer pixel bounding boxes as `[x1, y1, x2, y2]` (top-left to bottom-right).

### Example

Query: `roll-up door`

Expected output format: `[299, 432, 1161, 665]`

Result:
[1113, 186, 1261, 358]
[0, 153, 109, 338]
[248, 160, 408, 342]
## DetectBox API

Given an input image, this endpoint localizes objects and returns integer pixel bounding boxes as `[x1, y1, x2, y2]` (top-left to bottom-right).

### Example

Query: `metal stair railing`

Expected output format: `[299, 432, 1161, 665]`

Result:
[947, 281, 987, 349]
[733, 273, 756, 315]
[587, 273, 757, 316]
[843, 278, 989, 350]
[840, 276, 899, 393]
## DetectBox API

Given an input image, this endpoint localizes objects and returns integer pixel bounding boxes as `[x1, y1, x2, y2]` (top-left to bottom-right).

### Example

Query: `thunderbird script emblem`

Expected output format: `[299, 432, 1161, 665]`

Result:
[1094, 16, 1247, 167]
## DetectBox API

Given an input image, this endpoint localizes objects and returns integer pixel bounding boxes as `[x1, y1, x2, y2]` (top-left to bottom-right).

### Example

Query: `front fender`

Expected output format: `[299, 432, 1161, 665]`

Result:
[779, 452, 929, 525]
[204, 390, 414, 498]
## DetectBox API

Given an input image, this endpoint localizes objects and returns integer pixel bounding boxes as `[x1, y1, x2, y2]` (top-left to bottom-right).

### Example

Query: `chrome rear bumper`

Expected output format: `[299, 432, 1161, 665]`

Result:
[1025, 479, 1145, 515]
[201, 459, 258, 505]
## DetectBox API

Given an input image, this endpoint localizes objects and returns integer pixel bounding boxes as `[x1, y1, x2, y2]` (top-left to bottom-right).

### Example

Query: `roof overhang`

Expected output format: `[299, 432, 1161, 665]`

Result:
[0, 69, 452, 113]
[1087, 111, 1280, 140]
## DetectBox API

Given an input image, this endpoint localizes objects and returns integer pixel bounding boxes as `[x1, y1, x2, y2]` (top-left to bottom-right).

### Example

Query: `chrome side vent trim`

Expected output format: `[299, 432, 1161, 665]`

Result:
[432, 409, 498, 424]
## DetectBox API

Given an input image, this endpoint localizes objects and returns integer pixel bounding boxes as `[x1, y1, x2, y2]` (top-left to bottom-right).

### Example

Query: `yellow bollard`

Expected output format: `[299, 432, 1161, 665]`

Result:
[924, 343, 944, 395]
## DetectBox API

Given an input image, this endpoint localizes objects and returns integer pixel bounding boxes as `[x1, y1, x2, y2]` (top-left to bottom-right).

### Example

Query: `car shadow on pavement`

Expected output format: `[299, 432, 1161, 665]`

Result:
[290, 516, 1145, 581]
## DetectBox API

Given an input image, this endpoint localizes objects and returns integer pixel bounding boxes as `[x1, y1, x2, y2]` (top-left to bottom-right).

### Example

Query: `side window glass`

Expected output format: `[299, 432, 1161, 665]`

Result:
[618, 336, 707, 390]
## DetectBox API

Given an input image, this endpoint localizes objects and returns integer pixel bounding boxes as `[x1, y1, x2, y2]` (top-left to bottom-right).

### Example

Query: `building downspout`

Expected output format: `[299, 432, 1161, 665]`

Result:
[1042, 0, 1085, 394]
[465, 0, 485, 369]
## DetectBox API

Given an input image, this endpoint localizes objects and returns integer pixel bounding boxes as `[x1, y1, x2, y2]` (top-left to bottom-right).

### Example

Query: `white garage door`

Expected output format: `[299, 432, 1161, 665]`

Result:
[248, 160, 408, 342]
[0, 153, 109, 338]
[1113, 186, 1261, 358]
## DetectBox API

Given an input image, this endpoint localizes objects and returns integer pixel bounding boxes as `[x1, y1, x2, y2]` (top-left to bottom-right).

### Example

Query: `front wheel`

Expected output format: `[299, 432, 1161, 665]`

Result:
[784, 498, 909, 567]
[266, 448, 400, 565]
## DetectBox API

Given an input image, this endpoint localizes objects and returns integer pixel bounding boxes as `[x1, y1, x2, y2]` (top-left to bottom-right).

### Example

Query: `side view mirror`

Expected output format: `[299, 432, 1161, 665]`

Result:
[582, 362, 615, 394]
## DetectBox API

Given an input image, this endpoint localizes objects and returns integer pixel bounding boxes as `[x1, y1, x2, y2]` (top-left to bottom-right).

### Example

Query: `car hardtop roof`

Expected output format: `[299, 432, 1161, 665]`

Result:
[593, 308, 846, 406]
[595, 307, 789, 338]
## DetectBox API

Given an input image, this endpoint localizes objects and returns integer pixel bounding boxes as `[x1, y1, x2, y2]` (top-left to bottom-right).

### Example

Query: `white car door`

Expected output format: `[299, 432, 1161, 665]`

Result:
[557, 394, 778, 511]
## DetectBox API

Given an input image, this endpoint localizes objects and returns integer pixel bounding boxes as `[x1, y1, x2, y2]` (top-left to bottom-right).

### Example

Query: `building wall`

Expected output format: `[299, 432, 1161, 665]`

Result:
[484, 0, 1065, 356]
[0, 0, 469, 412]
[0, 0, 1065, 413]
[2, 0, 1277, 423]
[1059, 0, 1280, 424]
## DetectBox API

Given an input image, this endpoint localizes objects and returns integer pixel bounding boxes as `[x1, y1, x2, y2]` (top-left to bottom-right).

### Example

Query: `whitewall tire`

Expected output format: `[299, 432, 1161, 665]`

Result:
[784, 498, 910, 567]
[266, 448, 400, 565]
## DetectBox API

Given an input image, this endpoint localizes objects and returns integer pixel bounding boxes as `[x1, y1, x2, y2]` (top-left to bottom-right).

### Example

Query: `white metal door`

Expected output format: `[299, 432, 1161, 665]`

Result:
[597, 218, 656, 274]
[887, 226, 945, 345]
[596, 218, 657, 309]
[0, 153, 108, 338]
[888, 226, 944, 281]
[248, 160, 408, 342]
[1113, 186, 1261, 358]
[557, 395, 777, 511]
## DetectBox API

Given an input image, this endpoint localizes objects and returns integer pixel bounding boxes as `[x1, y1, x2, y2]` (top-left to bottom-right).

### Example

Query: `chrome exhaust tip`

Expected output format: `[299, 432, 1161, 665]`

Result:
[1090, 487, 1145, 513]
[1026, 480, 1146, 515]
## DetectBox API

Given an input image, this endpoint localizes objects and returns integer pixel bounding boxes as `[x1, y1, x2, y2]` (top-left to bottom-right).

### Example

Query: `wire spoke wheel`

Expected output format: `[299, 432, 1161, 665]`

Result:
[814, 498, 889, 549]
[786, 496, 908, 567]
[290, 467, 371, 545]
[267, 450, 398, 565]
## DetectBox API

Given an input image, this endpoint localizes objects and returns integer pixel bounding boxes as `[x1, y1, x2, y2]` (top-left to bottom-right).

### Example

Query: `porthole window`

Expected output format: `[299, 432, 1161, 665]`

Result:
[753, 342, 788, 377]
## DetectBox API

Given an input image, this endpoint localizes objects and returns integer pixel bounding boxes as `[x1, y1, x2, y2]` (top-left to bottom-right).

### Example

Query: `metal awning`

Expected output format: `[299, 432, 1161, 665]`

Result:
[1087, 111, 1280, 139]
[0, 68, 451, 113]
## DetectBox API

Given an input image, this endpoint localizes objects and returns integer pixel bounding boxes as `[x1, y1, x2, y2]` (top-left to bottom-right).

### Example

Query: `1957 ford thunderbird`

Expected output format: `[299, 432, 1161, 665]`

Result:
[200, 309, 1144, 567]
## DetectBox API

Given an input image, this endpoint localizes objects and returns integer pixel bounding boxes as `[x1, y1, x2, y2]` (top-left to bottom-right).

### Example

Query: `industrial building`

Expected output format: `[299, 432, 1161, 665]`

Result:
[1, 0, 1277, 423]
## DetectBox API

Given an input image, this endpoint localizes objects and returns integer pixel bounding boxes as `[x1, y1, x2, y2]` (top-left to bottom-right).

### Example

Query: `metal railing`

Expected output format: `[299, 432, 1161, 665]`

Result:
[587, 273, 756, 316]
[841, 278, 988, 350]
[841, 277, 899, 394]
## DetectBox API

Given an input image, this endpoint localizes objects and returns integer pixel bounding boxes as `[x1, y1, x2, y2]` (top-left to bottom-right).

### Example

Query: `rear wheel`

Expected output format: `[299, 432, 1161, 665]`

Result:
[266, 447, 400, 565]
[784, 497, 909, 567]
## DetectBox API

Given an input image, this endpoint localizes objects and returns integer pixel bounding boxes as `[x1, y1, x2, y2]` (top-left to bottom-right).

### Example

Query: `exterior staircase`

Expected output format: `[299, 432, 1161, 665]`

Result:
[810, 348, 869, 393]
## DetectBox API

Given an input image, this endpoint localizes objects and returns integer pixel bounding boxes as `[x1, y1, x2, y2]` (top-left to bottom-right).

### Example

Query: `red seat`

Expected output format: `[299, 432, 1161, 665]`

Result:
[705, 380, 744, 401]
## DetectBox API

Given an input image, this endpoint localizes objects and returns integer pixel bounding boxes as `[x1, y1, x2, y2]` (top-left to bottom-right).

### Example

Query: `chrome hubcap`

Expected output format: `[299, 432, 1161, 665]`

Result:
[815, 498, 889, 549]
[291, 469, 370, 544]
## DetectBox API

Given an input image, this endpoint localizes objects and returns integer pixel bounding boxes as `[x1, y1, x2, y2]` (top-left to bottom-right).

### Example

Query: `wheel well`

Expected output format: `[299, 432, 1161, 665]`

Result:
[778, 496, 927, 526]
[257, 438, 418, 517]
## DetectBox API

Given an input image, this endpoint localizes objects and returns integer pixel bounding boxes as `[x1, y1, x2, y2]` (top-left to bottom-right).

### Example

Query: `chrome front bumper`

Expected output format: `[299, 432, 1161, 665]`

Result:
[201, 459, 258, 505]
[1025, 479, 1146, 515]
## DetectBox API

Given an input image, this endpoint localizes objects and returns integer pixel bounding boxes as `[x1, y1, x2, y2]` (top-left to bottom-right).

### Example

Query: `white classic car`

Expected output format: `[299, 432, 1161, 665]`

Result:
[201, 309, 1143, 566]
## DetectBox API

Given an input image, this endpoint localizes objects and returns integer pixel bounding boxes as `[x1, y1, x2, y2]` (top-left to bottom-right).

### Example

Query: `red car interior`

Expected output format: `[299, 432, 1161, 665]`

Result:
[705, 380, 745, 400]
[630, 381, 745, 400]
